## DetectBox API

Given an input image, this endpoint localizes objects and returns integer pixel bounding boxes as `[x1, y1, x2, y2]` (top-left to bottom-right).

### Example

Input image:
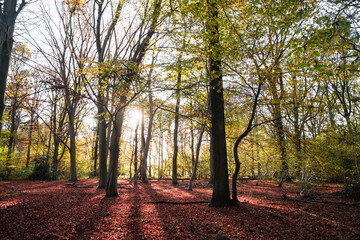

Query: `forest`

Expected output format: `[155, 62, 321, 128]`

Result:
[1, 0, 360, 239]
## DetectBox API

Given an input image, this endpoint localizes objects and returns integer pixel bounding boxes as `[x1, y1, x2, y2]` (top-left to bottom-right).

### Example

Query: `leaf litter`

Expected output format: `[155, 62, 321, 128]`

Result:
[0, 179, 359, 239]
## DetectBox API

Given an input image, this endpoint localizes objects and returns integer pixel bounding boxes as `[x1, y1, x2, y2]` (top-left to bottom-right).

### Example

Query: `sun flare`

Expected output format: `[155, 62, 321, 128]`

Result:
[126, 109, 142, 130]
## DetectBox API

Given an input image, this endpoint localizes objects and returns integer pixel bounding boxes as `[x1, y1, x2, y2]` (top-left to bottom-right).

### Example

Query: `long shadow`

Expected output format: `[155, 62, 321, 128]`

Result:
[143, 182, 211, 239]
[143, 180, 360, 239]
[71, 193, 117, 239]
[150, 179, 212, 203]
[214, 200, 360, 239]
[0, 180, 115, 240]
[123, 183, 147, 239]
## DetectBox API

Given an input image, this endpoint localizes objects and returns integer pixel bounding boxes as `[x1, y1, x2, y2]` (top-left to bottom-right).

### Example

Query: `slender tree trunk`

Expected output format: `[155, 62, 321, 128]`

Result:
[232, 82, 262, 204]
[190, 118, 195, 168]
[140, 91, 154, 184]
[92, 127, 99, 176]
[51, 95, 64, 181]
[188, 124, 205, 190]
[130, 122, 139, 178]
[158, 118, 163, 179]
[5, 102, 17, 179]
[97, 102, 107, 188]
[26, 110, 33, 168]
[134, 121, 139, 176]
[148, 144, 152, 178]
[251, 139, 255, 177]
[294, 104, 302, 179]
[52, 135, 60, 180]
[139, 107, 146, 181]
[172, 69, 181, 185]
[68, 108, 77, 181]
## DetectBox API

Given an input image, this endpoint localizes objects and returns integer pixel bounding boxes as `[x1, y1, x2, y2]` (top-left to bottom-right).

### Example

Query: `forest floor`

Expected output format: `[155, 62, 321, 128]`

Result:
[0, 179, 359, 240]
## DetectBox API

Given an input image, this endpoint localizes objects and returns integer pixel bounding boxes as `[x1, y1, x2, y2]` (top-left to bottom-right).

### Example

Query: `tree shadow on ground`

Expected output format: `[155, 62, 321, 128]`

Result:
[0, 180, 115, 240]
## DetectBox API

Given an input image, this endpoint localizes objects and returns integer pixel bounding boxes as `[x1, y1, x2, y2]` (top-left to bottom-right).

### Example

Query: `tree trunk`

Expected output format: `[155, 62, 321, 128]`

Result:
[92, 126, 99, 176]
[51, 94, 65, 181]
[232, 82, 262, 204]
[5, 101, 17, 179]
[106, 95, 127, 197]
[97, 98, 107, 188]
[294, 103, 302, 179]
[134, 121, 139, 177]
[139, 107, 146, 181]
[158, 117, 163, 179]
[52, 135, 60, 180]
[188, 123, 205, 191]
[207, 0, 231, 207]
[140, 91, 154, 184]
[26, 110, 33, 168]
[190, 117, 195, 168]
[68, 108, 77, 181]
[269, 74, 288, 186]
[0, 0, 21, 136]
[172, 69, 181, 185]
[93, 0, 124, 189]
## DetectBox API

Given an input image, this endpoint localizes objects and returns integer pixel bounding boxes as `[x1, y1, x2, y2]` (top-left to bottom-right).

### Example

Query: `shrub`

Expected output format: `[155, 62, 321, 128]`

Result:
[28, 157, 51, 180]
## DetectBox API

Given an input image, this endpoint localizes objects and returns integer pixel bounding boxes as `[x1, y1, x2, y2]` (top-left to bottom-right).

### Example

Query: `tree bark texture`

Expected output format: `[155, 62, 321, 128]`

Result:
[0, 1, 26, 135]
[207, 0, 231, 207]
[141, 90, 155, 184]
[106, 95, 127, 197]
[172, 68, 181, 185]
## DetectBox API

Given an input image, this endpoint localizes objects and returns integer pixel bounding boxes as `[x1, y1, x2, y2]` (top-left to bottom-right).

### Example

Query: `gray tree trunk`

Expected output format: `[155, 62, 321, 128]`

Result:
[172, 70, 181, 185]
[97, 103, 107, 188]
[106, 95, 127, 197]
[94, 0, 125, 189]
[188, 124, 205, 191]
[141, 91, 154, 184]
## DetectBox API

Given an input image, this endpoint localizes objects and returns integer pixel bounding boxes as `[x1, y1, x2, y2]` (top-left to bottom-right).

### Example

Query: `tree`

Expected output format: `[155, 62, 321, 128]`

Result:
[140, 87, 155, 184]
[171, 59, 181, 185]
[105, 0, 162, 197]
[93, 0, 125, 189]
[207, 0, 231, 207]
[0, 0, 28, 135]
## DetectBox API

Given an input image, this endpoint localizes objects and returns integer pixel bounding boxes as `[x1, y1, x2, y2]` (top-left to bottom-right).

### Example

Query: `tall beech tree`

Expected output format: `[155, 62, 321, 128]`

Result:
[0, 0, 28, 135]
[93, 0, 125, 189]
[171, 58, 181, 185]
[207, 0, 231, 207]
[106, 0, 162, 197]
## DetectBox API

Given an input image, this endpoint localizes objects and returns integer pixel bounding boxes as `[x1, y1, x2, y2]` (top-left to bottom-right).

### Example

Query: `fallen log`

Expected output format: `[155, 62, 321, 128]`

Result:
[65, 183, 95, 188]
[144, 200, 209, 205]
[285, 197, 360, 207]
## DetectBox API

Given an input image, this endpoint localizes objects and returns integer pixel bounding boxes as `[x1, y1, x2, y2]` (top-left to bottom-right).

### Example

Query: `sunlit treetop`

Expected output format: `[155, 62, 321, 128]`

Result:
[63, 0, 85, 14]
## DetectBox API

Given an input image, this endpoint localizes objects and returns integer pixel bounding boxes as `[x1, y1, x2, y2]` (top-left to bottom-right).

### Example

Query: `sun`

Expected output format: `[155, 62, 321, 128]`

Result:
[126, 109, 142, 130]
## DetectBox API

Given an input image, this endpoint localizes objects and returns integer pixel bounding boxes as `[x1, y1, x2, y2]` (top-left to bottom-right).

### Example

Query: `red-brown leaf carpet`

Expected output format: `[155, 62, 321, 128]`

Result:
[0, 179, 359, 239]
